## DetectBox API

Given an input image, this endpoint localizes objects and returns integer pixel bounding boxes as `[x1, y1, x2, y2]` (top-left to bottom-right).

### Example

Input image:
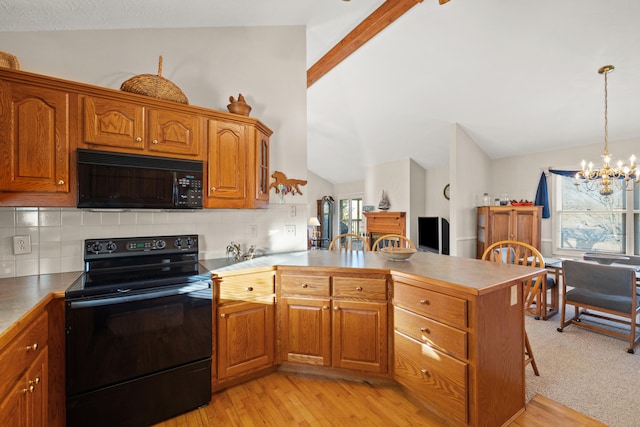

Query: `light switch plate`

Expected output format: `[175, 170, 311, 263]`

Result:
[285, 225, 296, 236]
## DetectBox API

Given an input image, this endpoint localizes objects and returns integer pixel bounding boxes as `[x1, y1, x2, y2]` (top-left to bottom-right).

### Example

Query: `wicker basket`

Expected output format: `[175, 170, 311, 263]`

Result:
[0, 51, 20, 70]
[120, 56, 188, 104]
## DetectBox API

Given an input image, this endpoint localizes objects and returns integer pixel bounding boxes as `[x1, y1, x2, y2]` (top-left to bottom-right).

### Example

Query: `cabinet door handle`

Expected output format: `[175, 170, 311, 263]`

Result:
[333, 306, 339, 311]
[152, 139, 158, 144]
[23, 385, 35, 394]
[301, 283, 309, 288]
[211, 187, 217, 192]
[420, 369, 430, 377]
[355, 286, 363, 292]
[220, 313, 226, 318]
[26, 343, 38, 352]
[135, 137, 142, 142]
[322, 305, 329, 310]
[57, 180, 65, 185]
[419, 299, 430, 305]
[420, 327, 431, 334]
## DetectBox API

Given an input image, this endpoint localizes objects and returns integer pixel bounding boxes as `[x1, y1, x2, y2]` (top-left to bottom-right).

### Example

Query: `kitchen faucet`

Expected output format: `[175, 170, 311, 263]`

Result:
[226, 242, 255, 262]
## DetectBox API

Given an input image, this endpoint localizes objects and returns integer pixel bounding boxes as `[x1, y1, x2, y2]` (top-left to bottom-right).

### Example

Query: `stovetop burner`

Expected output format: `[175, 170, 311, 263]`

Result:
[66, 235, 211, 299]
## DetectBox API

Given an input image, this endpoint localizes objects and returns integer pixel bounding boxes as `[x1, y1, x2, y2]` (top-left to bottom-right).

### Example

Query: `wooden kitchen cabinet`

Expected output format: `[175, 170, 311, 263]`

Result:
[205, 120, 272, 209]
[0, 310, 49, 427]
[278, 270, 389, 373]
[476, 205, 541, 258]
[392, 272, 525, 427]
[81, 95, 205, 159]
[214, 269, 276, 388]
[0, 78, 75, 206]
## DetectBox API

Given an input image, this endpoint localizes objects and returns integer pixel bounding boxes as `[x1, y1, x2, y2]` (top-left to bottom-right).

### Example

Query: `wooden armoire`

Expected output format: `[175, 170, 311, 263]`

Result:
[476, 205, 542, 258]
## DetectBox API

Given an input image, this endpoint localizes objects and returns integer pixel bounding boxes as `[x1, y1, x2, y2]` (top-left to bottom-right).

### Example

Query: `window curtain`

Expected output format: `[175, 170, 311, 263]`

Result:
[534, 172, 551, 219]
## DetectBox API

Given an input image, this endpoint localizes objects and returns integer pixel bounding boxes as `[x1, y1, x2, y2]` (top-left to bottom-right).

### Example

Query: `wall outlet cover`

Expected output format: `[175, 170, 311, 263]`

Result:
[13, 235, 32, 255]
[285, 225, 296, 236]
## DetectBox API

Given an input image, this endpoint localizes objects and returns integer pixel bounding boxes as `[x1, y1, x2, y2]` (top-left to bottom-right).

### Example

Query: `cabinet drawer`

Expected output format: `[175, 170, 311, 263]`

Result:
[218, 271, 274, 303]
[394, 281, 468, 328]
[280, 275, 330, 296]
[332, 277, 387, 300]
[394, 331, 467, 425]
[0, 311, 48, 400]
[394, 306, 467, 360]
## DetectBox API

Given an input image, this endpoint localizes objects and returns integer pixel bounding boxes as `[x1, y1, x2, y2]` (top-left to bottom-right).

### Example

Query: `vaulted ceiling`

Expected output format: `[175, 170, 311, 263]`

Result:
[3, 0, 640, 184]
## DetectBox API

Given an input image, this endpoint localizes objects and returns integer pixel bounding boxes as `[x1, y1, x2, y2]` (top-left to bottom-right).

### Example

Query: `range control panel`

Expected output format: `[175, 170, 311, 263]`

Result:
[84, 235, 198, 258]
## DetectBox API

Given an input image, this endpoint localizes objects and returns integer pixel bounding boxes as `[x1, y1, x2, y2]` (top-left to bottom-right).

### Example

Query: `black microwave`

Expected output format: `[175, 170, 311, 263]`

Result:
[77, 149, 203, 209]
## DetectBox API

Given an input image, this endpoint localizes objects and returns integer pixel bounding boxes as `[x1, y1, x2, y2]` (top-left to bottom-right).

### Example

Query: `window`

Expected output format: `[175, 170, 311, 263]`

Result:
[339, 198, 363, 236]
[555, 175, 639, 254]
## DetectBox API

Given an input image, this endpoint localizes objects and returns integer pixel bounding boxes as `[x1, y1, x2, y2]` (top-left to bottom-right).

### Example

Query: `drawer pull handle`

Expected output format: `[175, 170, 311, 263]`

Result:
[26, 343, 38, 352]
[420, 369, 430, 377]
[246, 287, 254, 292]
[301, 283, 309, 288]
[135, 137, 142, 142]
[420, 327, 431, 334]
[220, 313, 226, 318]
[333, 306, 339, 311]
[355, 286, 363, 291]
[322, 305, 329, 310]
[419, 299, 430, 305]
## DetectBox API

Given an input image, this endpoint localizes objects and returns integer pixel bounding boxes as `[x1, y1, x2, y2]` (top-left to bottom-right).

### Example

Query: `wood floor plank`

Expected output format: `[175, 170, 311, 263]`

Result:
[152, 372, 603, 427]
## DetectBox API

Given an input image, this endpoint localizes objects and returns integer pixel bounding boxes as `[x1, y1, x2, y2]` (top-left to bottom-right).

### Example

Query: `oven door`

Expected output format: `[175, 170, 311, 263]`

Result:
[65, 281, 212, 396]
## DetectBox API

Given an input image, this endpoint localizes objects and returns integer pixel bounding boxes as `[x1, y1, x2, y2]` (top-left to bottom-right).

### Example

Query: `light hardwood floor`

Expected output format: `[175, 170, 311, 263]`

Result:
[152, 372, 606, 427]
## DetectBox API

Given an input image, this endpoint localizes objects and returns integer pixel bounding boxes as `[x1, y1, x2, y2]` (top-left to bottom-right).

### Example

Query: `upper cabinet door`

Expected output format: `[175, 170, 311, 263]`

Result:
[147, 108, 203, 157]
[0, 81, 71, 196]
[82, 95, 145, 150]
[252, 129, 270, 207]
[206, 120, 247, 207]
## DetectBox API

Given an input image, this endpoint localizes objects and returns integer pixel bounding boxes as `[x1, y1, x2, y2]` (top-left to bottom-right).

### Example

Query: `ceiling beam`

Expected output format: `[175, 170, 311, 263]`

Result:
[307, 0, 424, 88]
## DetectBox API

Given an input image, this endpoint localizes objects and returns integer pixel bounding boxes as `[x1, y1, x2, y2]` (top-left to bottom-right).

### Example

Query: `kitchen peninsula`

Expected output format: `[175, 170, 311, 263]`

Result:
[0, 251, 543, 427]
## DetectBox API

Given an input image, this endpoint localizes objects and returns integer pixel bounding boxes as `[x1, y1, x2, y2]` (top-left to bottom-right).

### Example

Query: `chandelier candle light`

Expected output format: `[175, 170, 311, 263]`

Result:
[575, 65, 639, 196]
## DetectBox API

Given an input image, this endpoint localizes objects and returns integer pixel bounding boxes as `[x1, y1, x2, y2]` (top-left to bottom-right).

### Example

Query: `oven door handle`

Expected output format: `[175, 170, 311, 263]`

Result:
[67, 282, 211, 309]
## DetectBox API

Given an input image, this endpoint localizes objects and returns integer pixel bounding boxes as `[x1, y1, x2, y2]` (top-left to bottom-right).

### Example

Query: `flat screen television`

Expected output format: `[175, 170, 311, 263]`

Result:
[418, 216, 450, 255]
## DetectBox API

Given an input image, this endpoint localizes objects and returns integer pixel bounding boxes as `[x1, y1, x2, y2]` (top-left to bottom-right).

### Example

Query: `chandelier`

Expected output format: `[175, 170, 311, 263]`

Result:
[575, 65, 639, 196]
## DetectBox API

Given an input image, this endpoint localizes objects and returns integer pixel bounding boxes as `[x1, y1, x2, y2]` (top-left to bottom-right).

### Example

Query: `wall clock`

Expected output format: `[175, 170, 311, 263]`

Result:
[443, 184, 450, 200]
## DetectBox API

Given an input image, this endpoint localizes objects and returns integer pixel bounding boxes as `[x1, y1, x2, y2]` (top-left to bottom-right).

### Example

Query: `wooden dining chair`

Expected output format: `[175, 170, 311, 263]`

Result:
[328, 233, 370, 252]
[372, 234, 415, 251]
[481, 240, 544, 376]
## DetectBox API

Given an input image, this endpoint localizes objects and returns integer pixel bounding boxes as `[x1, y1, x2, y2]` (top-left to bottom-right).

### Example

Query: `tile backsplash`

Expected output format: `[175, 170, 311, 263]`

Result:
[0, 205, 308, 279]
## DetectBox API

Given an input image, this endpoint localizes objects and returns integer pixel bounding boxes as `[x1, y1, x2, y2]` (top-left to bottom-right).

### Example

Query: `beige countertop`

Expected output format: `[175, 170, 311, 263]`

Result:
[0, 271, 82, 340]
[1, 251, 543, 342]
[203, 250, 544, 295]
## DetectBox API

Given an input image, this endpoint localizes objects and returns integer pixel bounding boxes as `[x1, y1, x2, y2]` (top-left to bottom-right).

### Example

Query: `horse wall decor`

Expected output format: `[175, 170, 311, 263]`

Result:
[269, 171, 307, 195]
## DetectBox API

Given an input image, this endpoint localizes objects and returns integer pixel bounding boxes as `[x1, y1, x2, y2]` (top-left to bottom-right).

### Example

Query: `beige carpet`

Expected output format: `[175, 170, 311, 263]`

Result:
[525, 313, 640, 427]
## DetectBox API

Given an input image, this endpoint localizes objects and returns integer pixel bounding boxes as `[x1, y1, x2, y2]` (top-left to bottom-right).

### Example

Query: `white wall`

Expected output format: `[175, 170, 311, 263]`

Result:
[451, 124, 492, 258]
[409, 160, 426, 244]
[0, 26, 309, 278]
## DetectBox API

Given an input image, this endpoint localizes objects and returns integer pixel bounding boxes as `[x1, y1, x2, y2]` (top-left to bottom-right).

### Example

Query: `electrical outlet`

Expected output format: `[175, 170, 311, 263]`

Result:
[289, 206, 296, 218]
[285, 225, 296, 236]
[13, 235, 32, 255]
